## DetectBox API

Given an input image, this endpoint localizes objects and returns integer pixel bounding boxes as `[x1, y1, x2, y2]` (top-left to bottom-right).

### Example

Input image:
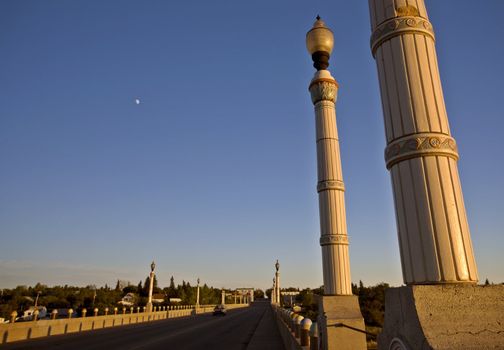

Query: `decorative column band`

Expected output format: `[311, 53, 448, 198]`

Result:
[317, 180, 345, 193]
[320, 234, 349, 246]
[385, 133, 458, 169]
[370, 16, 435, 57]
[309, 79, 338, 104]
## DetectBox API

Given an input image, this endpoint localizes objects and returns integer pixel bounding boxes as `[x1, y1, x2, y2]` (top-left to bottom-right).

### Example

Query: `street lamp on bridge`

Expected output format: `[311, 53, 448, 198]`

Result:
[306, 16, 366, 350]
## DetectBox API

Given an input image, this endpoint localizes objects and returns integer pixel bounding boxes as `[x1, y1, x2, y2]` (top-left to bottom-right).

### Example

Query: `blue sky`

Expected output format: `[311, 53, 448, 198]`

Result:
[1, 0, 503, 291]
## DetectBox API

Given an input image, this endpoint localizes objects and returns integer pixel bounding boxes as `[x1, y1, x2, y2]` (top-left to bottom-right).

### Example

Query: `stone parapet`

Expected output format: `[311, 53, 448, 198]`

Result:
[0, 304, 249, 344]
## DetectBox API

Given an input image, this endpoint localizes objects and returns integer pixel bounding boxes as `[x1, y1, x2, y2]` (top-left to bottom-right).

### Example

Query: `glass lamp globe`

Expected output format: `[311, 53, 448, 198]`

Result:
[306, 16, 334, 55]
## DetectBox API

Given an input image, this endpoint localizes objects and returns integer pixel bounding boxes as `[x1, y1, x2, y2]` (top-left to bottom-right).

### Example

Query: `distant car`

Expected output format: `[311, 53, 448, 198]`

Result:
[213, 304, 227, 316]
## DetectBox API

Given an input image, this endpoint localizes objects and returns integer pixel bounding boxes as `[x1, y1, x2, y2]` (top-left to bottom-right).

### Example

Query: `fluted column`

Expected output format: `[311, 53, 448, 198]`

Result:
[368, 0, 478, 284]
[310, 70, 352, 295]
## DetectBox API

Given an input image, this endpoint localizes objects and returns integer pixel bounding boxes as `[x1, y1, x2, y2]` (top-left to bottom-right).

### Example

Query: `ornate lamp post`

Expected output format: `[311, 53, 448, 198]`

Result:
[146, 261, 155, 312]
[271, 277, 276, 305]
[306, 16, 366, 350]
[274, 260, 280, 306]
[196, 278, 200, 308]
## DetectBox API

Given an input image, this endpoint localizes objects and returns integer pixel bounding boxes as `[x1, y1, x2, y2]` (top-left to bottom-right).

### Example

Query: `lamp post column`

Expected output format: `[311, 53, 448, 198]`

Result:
[271, 278, 276, 305]
[306, 17, 366, 350]
[274, 260, 280, 305]
[307, 20, 352, 297]
[147, 261, 155, 312]
[196, 278, 200, 308]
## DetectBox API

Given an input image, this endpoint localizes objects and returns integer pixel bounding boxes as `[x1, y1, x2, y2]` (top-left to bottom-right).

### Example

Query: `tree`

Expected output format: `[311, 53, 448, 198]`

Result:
[254, 289, 265, 299]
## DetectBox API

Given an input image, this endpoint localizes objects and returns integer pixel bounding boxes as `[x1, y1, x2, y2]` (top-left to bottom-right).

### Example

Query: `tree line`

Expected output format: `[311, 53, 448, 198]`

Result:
[0, 276, 224, 320]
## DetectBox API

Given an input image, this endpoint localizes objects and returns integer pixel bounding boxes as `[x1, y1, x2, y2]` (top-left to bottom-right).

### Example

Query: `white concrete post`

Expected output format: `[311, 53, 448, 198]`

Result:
[221, 289, 225, 305]
[310, 322, 319, 350]
[368, 0, 478, 284]
[295, 315, 304, 339]
[147, 261, 156, 312]
[301, 318, 313, 347]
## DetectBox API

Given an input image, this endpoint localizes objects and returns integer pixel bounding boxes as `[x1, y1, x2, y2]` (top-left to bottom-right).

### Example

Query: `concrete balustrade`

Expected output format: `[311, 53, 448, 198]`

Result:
[0, 304, 248, 345]
[272, 305, 311, 350]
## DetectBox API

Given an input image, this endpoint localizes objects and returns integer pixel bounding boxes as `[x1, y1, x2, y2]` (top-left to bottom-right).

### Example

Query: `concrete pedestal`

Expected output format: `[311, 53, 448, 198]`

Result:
[318, 295, 367, 350]
[378, 285, 504, 350]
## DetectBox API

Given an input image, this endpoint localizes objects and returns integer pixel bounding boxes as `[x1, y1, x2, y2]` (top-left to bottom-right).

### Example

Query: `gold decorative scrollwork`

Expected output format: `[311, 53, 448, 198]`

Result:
[320, 234, 349, 246]
[385, 133, 458, 169]
[317, 180, 345, 193]
[309, 78, 338, 104]
[371, 15, 434, 56]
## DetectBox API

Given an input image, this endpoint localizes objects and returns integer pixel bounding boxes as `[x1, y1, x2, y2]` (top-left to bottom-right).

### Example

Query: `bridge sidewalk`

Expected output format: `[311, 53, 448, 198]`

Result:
[247, 303, 284, 350]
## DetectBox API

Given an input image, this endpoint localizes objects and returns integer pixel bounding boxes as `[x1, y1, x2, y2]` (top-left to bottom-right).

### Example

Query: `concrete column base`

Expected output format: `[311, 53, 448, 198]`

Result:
[317, 295, 367, 350]
[378, 285, 504, 350]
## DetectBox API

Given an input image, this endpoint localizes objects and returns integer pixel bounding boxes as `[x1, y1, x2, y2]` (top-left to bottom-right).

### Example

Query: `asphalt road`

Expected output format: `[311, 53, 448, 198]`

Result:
[1, 301, 284, 350]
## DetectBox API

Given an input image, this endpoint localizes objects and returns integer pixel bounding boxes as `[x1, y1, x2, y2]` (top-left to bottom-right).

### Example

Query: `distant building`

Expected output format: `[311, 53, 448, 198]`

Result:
[152, 293, 164, 304]
[118, 292, 136, 306]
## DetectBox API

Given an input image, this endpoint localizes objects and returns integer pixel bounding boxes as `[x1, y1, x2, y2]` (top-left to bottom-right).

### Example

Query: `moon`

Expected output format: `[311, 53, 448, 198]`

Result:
[135, 98, 141, 105]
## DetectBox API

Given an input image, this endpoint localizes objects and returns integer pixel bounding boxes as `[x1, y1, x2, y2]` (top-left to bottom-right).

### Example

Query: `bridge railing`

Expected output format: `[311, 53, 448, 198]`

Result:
[272, 305, 319, 350]
[0, 303, 249, 345]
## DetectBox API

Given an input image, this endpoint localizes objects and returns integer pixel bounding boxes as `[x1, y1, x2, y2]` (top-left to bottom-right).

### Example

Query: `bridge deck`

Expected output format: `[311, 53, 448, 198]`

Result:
[1, 300, 284, 350]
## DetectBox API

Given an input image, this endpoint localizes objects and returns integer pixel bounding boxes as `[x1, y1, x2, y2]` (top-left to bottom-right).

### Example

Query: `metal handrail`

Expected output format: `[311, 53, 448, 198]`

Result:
[328, 322, 378, 339]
